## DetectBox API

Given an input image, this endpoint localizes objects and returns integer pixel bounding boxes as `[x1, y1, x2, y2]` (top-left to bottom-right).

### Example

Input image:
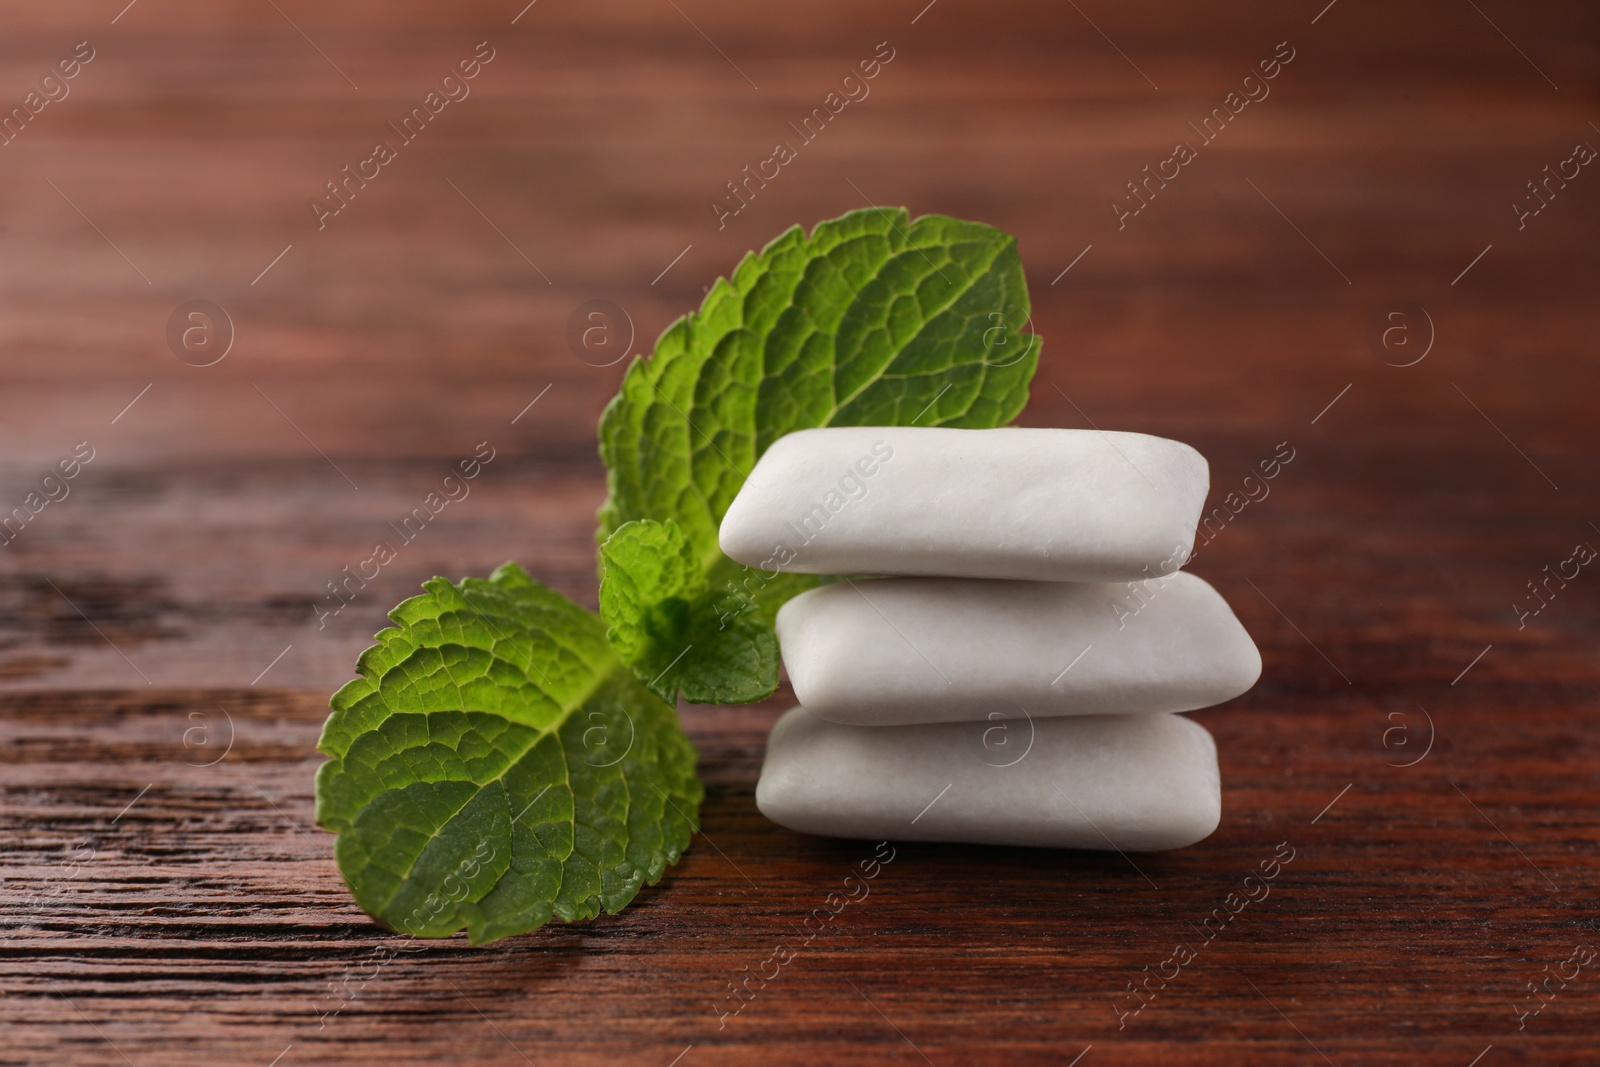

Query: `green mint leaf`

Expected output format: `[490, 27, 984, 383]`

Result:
[314, 562, 702, 945]
[597, 207, 1041, 703]
[599, 518, 777, 704]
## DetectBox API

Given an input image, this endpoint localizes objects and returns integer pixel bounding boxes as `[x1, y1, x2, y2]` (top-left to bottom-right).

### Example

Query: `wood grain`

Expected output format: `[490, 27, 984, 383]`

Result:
[3, 0, 1599, 1063]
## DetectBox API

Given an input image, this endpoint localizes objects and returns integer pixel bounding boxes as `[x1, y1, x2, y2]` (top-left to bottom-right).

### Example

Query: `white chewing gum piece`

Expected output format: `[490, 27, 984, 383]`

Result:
[719, 426, 1209, 582]
[756, 707, 1222, 851]
[776, 572, 1261, 725]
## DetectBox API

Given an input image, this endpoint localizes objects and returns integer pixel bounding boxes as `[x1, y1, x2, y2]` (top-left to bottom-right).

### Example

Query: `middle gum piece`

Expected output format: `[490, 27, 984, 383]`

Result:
[776, 572, 1261, 726]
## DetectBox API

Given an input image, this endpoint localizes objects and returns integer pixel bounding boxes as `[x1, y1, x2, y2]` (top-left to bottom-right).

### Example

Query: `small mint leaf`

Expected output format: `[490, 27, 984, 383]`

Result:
[599, 519, 777, 704]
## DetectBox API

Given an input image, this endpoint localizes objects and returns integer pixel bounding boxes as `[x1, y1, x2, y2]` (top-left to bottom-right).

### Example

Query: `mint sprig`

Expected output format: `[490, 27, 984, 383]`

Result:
[316, 208, 1041, 942]
[597, 207, 1041, 703]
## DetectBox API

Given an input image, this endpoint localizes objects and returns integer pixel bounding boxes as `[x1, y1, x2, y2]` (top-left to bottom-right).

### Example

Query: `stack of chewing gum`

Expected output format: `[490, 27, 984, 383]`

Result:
[717, 426, 1260, 852]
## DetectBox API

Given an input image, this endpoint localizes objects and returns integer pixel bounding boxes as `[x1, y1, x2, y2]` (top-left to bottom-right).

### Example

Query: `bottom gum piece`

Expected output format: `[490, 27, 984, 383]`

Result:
[756, 707, 1221, 851]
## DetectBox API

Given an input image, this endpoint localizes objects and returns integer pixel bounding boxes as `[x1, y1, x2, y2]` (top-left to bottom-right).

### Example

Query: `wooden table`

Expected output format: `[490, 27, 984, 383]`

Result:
[3, 1, 1598, 1063]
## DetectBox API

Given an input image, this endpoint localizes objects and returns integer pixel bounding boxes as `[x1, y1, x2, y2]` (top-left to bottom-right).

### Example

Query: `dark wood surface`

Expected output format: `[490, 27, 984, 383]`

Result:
[4, 1, 1599, 1063]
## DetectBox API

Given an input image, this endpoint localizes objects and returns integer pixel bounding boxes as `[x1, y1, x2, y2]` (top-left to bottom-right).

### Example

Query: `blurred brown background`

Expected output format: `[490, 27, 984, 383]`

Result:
[2, 1, 1598, 1064]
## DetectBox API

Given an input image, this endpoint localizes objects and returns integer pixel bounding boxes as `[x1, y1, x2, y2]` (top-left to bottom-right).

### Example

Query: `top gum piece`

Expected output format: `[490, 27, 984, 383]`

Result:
[718, 426, 1210, 582]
